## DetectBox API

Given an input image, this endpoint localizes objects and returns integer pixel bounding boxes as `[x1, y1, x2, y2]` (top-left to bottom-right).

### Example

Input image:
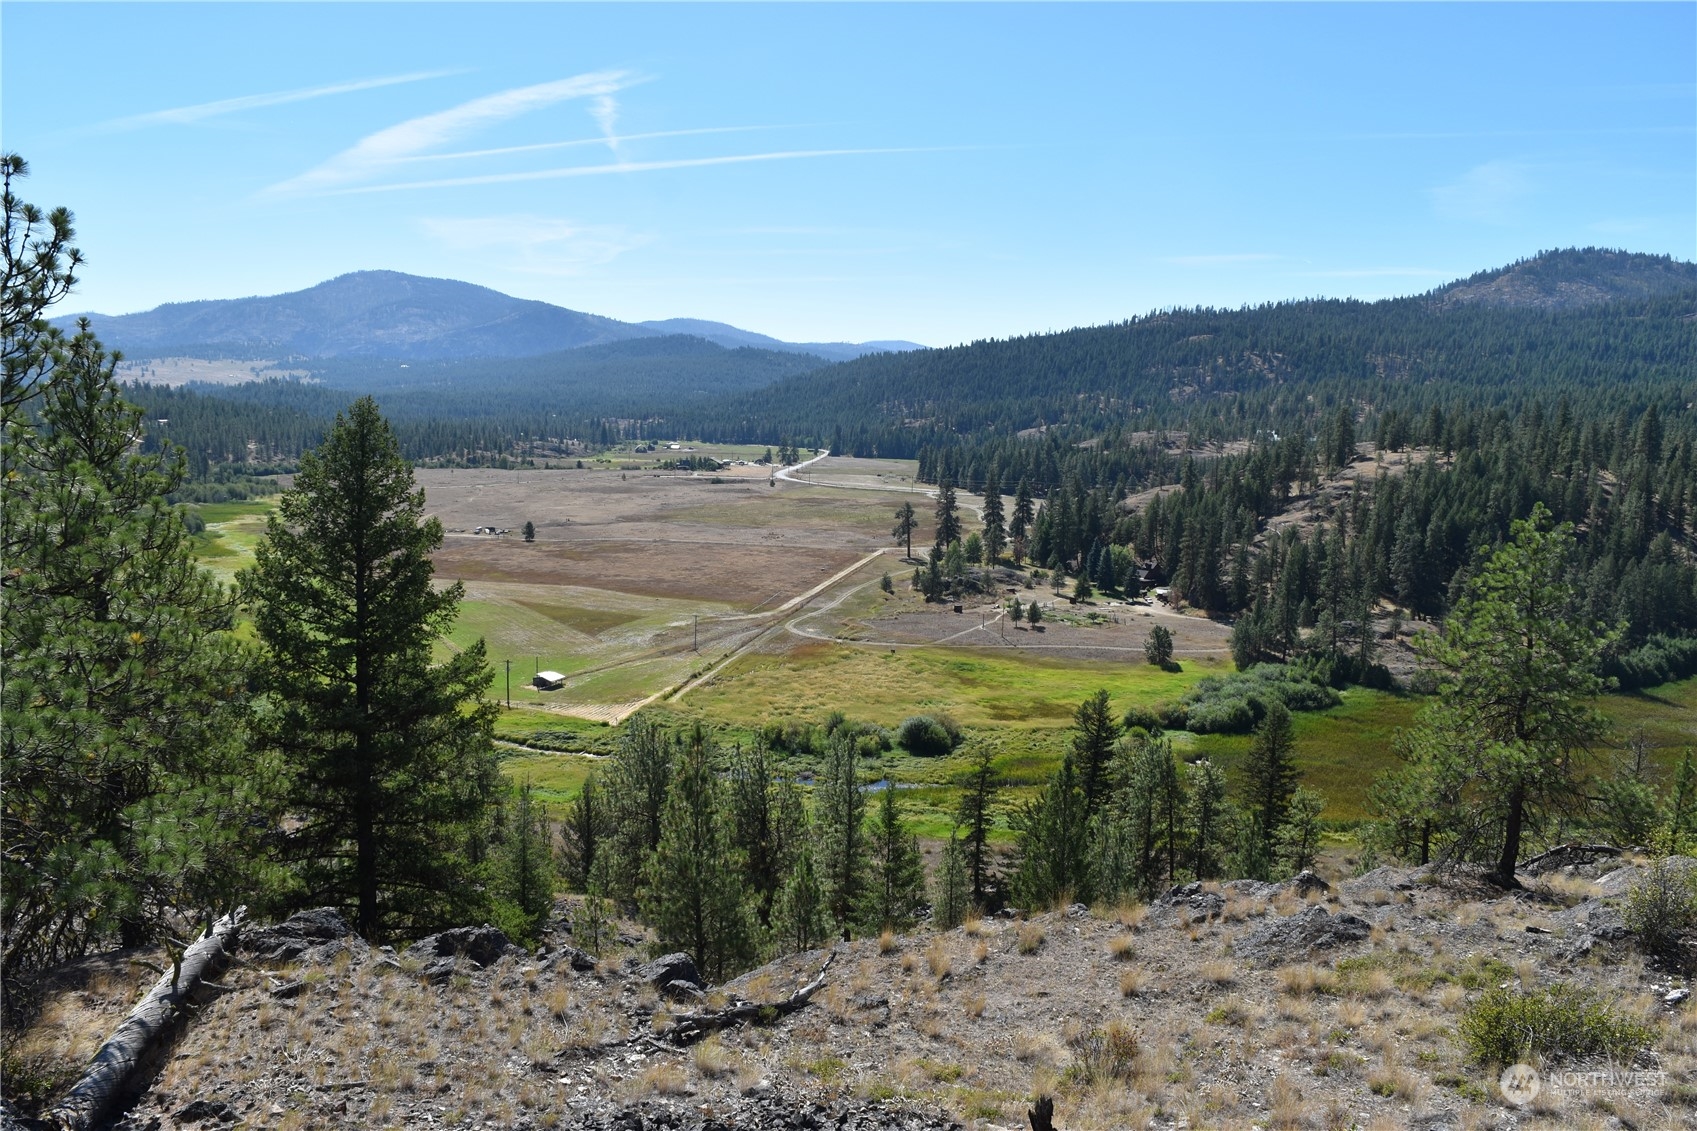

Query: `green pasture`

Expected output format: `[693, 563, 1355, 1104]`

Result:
[682, 644, 1224, 735]
[186, 498, 274, 579]
[498, 750, 600, 807]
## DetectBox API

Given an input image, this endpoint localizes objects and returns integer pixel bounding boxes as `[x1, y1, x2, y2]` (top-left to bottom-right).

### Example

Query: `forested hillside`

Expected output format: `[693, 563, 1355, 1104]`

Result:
[686, 250, 1697, 456]
[128, 336, 827, 467]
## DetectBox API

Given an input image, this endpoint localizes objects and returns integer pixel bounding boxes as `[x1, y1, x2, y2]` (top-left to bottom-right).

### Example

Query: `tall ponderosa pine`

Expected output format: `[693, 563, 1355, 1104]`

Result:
[643, 726, 751, 981]
[1240, 699, 1299, 876]
[934, 480, 961, 549]
[492, 780, 556, 942]
[728, 742, 803, 929]
[1070, 689, 1121, 811]
[773, 842, 830, 955]
[600, 714, 676, 904]
[1010, 479, 1035, 562]
[814, 733, 867, 936]
[1371, 504, 1614, 885]
[955, 746, 1001, 908]
[892, 500, 918, 561]
[859, 784, 927, 932]
[1186, 758, 1231, 880]
[561, 771, 611, 890]
[243, 397, 499, 938]
[1012, 753, 1089, 910]
[980, 471, 1006, 565]
[3, 156, 270, 996]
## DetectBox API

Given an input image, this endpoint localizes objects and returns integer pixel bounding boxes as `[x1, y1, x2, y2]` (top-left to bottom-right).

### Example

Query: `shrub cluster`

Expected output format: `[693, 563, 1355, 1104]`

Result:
[1130, 663, 1342, 735]
[1604, 634, 1697, 692]
[1459, 985, 1655, 1066]
[896, 714, 963, 757]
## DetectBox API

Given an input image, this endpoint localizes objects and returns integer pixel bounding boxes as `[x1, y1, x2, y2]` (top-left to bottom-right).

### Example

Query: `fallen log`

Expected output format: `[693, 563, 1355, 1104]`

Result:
[661, 953, 835, 1045]
[46, 909, 244, 1131]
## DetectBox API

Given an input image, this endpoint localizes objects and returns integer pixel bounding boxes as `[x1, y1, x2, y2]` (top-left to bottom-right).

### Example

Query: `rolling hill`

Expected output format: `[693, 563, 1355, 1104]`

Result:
[65, 270, 922, 363]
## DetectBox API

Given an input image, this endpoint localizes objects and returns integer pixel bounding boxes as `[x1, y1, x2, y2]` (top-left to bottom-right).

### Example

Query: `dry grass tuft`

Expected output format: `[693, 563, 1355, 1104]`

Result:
[925, 937, 952, 979]
[878, 928, 898, 955]
[1108, 934, 1136, 961]
[693, 1036, 735, 1079]
[1277, 963, 1338, 997]
[1200, 958, 1237, 986]
[1119, 968, 1148, 998]
[1016, 921, 1046, 955]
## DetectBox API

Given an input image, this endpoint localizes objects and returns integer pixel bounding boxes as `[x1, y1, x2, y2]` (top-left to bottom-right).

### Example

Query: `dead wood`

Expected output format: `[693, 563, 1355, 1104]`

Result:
[45, 910, 244, 1131]
[660, 953, 835, 1045]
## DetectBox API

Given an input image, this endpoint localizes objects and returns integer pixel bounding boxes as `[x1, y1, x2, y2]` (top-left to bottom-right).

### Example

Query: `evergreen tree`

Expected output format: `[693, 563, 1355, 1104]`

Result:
[1009, 597, 1025, 626]
[728, 742, 801, 929]
[934, 480, 962, 548]
[1144, 624, 1174, 667]
[1027, 600, 1044, 627]
[892, 500, 918, 560]
[1070, 689, 1121, 811]
[492, 780, 556, 943]
[1010, 479, 1036, 564]
[1371, 505, 1615, 884]
[1012, 753, 1089, 910]
[1186, 759, 1231, 880]
[1240, 700, 1299, 876]
[600, 714, 676, 904]
[244, 397, 500, 938]
[956, 746, 1002, 907]
[815, 732, 867, 936]
[932, 833, 970, 931]
[981, 471, 1006, 565]
[522, 520, 536, 542]
[1273, 786, 1326, 876]
[644, 725, 751, 981]
[561, 771, 610, 891]
[859, 785, 927, 931]
[773, 842, 830, 955]
[3, 159, 269, 991]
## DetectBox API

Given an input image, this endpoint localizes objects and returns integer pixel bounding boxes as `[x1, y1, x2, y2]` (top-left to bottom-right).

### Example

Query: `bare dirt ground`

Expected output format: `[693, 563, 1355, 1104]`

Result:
[32, 856, 1695, 1131]
[417, 463, 1240, 721]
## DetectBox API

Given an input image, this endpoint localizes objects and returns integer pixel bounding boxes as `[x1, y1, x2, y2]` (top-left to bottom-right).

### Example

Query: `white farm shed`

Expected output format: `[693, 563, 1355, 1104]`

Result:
[532, 671, 566, 691]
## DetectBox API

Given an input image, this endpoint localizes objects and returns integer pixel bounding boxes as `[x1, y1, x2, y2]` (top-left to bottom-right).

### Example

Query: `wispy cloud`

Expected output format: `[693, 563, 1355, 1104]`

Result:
[100, 71, 460, 130]
[266, 70, 641, 196]
[322, 147, 956, 196]
[1430, 159, 1532, 224]
[418, 213, 650, 275]
[1166, 253, 1278, 267]
[393, 126, 777, 165]
[591, 95, 622, 158]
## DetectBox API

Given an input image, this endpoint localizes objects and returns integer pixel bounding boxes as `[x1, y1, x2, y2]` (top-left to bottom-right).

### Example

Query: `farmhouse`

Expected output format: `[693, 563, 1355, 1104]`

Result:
[532, 671, 566, 691]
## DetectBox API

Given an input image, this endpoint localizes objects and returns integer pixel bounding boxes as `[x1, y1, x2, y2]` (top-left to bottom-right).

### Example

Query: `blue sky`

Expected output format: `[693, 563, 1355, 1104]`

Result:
[3, 3, 1692, 346]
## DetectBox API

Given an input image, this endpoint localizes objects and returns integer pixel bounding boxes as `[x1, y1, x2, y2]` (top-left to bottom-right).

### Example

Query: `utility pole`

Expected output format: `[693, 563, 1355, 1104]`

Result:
[693, 614, 699, 651]
[504, 659, 512, 709]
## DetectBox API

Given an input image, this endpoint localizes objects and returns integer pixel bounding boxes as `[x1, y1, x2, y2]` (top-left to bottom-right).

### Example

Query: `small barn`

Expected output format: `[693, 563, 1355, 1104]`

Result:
[532, 671, 566, 691]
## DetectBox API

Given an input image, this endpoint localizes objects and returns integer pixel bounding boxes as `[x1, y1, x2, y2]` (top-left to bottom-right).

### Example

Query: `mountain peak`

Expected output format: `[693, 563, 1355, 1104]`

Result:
[1431, 247, 1697, 311]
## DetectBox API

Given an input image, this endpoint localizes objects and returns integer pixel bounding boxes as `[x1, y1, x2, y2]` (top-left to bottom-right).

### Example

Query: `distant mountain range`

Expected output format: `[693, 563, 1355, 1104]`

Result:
[65, 270, 925, 363]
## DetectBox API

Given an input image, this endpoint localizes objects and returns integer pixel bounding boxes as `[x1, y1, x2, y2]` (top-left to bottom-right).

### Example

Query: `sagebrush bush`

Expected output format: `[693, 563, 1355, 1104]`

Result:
[1459, 984, 1655, 1065]
[1623, 859, 1697, 970]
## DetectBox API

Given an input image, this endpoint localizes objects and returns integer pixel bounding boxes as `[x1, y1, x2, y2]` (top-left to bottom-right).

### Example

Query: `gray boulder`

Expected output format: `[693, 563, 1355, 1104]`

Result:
[634, 951, 703, 992]
[405, 925, 525, 983]
[1239, 905, 1372, 963]
[242, 907, 352, 962]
